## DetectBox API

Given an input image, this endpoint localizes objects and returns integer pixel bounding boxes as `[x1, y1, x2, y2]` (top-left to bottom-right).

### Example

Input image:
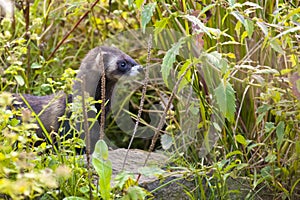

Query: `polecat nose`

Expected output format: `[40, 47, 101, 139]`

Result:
[137, 66, 144, 73]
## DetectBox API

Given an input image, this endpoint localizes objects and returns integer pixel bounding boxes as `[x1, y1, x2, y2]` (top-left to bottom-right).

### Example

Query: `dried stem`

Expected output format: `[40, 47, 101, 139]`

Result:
[122, 34, 152, 170]
[81, 75, 93, 200]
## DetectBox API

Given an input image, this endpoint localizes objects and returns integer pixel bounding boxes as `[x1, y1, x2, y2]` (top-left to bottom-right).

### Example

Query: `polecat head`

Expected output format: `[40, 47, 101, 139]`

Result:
[75, 46, 143, 98]
[98, 46, 143, 81]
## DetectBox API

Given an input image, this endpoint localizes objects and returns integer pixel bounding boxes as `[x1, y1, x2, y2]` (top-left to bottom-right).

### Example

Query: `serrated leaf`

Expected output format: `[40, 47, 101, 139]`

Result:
[141, 3, 156, 33]
[214, 81, 236, 122]
[161, 38, 185, 87]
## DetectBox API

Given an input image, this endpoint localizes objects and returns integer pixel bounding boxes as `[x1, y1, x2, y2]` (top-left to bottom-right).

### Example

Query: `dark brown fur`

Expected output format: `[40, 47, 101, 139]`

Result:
[13, 46, 142, 148]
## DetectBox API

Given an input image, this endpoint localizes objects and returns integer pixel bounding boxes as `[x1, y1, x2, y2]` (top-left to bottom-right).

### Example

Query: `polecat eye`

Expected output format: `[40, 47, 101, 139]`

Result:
[118, 61, 129, 72]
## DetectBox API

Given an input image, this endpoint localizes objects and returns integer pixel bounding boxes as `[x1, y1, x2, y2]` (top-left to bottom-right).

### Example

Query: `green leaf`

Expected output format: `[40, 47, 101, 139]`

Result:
[276, 121, 285, 149]
[265, 122, 275, 133]
[92, 140, 112, 200]
[235, 134, 247, 146]
[14, 75, 25, 86]
[214, 80, 236, 122]
[161, 38, 185, 87]
[9, 118, 20, 126]
[141, 3, 156, 33]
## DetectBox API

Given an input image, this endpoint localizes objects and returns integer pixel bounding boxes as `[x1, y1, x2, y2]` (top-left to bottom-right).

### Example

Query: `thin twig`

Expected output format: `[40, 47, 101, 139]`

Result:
[81, 75, 93, 200]
[47, 0, 100, 61]
[122, 34, 152, 170]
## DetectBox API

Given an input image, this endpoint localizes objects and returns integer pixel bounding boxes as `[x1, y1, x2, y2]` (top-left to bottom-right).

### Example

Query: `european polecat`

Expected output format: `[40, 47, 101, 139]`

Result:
[13, 46, 143, 150]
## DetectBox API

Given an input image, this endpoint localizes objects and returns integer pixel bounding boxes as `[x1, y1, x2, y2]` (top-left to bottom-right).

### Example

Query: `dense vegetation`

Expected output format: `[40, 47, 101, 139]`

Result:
[0, 0, 299, 199]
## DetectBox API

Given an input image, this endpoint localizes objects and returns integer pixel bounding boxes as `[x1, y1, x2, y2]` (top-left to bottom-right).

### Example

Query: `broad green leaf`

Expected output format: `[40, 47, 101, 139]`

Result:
[214, 80, 236, 122]
[14, 75, 25, 86]
[276, 121, 285, 149]
[92, 140, 112, 200]
[161, 38, 185, 87]
[235, 134, 247, 146]
[183, 14, 211, 38]
[141, 3, 156, 33]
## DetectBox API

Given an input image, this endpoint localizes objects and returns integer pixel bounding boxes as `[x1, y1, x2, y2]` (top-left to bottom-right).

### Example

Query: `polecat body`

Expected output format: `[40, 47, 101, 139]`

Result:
[13, 46, 142, 148]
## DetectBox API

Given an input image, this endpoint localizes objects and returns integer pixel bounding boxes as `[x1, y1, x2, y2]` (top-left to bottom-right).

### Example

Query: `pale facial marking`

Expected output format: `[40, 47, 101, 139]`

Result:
[129, 65, 143, 76]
